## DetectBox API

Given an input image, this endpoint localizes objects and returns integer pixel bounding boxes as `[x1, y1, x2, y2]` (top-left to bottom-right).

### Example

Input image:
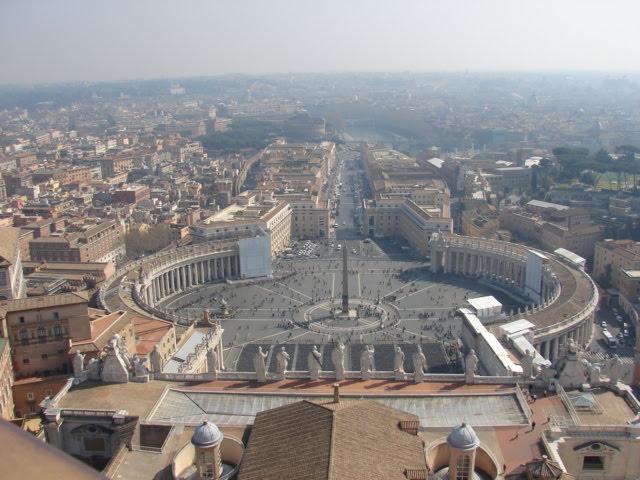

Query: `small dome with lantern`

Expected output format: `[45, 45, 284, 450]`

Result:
[447, 422, 480, 450]
[191, 420, 223, 448]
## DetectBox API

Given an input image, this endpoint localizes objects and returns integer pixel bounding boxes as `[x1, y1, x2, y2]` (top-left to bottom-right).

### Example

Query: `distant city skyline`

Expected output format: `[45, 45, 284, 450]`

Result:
[1, 0, 640, 85]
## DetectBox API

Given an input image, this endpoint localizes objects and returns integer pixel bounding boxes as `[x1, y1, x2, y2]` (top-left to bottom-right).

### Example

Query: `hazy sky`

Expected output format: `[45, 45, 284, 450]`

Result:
[1, 0, 639, 84]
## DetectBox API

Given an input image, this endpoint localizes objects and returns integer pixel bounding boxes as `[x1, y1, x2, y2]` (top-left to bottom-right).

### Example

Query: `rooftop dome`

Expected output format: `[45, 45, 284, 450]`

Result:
[191, 420, 223, 448]
[447, 422, 480, 450]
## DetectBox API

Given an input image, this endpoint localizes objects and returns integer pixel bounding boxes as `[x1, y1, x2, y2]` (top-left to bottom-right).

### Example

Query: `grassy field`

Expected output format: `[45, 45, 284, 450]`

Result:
[598, 171, 633, 190]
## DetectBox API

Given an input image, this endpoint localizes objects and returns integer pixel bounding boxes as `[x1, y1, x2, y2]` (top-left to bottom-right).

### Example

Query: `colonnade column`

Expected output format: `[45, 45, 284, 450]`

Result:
[158, 276, 165, 299]
[551, 337, 559, 362]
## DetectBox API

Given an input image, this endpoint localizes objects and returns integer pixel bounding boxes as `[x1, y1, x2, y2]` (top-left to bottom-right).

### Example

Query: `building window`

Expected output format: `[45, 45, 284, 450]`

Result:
[27, 392, 34, 401]
[22, 358, 30, 364]
[37, 327, 46, 343]
[455, 454, 472, 480]
[199, 451, 214, 479]
[583, 456, 605, 471]
[53, 312, 59, 319]
[19, 317, 25, 323]
[53, 324, 62, 338]
[41, 354, 48, 359]
[45, 389, 52, 397]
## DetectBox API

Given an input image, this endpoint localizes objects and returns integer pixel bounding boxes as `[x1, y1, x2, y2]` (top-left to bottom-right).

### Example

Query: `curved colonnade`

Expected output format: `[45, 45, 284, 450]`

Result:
[429, 233, 598, 363]
[99, 242, 241, 325]
[136, 242, 239, 309]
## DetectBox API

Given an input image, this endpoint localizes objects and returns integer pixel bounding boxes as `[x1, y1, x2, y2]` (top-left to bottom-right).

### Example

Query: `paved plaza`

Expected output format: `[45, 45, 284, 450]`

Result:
[158, 239, 524, 372]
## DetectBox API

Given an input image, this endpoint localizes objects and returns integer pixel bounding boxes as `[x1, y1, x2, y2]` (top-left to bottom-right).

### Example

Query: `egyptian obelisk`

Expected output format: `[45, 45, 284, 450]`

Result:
[342, 244, 349, 313]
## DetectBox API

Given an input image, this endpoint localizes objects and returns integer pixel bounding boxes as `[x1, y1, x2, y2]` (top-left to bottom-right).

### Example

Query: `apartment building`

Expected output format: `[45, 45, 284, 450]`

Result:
[29, 219, 125, 264]
[363, 198, 453, 256]
[593, 239, 640, 290]
[290, 200, 329, 239]
[0, 292, 90, 379]
[192, 196, 292, 257]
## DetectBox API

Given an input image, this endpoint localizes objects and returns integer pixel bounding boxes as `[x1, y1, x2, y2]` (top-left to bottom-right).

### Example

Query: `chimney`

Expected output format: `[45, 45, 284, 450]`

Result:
[333, 383, 340, 403]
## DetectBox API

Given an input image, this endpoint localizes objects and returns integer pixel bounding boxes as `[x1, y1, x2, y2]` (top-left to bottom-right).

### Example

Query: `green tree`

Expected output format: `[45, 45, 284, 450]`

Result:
[125, 224, 173, 257]
[552, 147, 589, 181]
[593, 149, 612, 165]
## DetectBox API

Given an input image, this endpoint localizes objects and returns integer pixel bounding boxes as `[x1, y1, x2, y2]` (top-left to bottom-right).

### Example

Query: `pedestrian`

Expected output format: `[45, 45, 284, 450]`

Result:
[531, 421, 536, 430]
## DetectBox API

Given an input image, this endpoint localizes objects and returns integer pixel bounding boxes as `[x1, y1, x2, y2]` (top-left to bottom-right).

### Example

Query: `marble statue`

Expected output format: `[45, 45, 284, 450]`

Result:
[360, 345, 374, 372]
[253, 346, 268, 383]
[609, 354, 622, 384]
[133, 355, 149, 378]
[207, 347, 218, 381]
[412, 345, 427, 383]
[360, 345, 374, 380]
[332, 342, 345, 381]
[465, 349, 479, 383]
[522, 349, 534, 378]
[275, 346, 290, 380]
[308, 345, 322, 381]
[72, 351, 85, 377]
[150, 345, 163, 373]
[394, 346, 405, 380]
[117, 334, 130, 359]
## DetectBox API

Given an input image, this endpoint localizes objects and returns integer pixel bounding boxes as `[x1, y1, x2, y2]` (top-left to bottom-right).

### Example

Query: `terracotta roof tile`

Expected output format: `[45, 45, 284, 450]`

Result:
[238, 399, 427, 480]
